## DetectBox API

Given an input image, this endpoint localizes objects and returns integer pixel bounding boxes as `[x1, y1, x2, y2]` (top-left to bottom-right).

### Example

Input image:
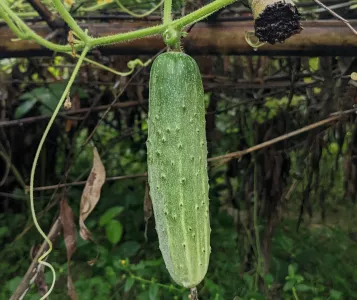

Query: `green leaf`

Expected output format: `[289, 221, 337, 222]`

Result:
[149, 284, 159, 300]
[7, 276, 22, 293]
[288, 264, 296, 277]
[295, 284, 311, 292]
[99, 206, 124, 226]
[243, 273, 254, 290]
[0, 227, 9, 239]
[283, 280, 295, 292]
[329, 290, 343, 300]
[118, 241, 141, 258]
[14, 98, 37, 118]
[263, 273, 274, 286]
[124, 277, 135, 292]
[105, 220, 123, 245]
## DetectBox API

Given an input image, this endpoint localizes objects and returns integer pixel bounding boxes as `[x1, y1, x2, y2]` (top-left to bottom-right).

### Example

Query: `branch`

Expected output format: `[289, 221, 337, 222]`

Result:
[26, 0, 65, 30]
[313, 0, 357, 35]
[10, 218, 62, 300]
[0, 100, 145, 128]
[29, 173, 148, 192]
[29, 108, 356, 192]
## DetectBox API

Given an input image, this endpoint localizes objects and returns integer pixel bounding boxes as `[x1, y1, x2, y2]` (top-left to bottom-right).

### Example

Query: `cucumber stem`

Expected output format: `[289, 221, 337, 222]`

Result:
[190, 287, 198, 300]
[163, 0, 173, 24]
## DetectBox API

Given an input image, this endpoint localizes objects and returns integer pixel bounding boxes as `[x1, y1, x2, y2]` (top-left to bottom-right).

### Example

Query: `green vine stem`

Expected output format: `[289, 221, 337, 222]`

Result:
[245, 31, 266, 49]
[163, 0, 173, 24]
[0, 0, 235, 51]
[292, 287, 300, 300]
[115, 0, 165, 18]
[51, 0, 89, 42]
[0, 0, 79, 52]
[29, 45, 90, 300]
[79, 56, 153, 76]
[89, 0, 236, 46]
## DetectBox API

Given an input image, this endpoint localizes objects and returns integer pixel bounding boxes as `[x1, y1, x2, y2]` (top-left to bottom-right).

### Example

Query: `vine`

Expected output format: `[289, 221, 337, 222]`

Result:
[29, 45, 90, 300]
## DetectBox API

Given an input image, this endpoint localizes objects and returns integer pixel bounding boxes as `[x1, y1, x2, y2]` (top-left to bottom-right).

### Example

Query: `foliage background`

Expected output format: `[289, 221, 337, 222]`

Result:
[1, 0, 357, 299]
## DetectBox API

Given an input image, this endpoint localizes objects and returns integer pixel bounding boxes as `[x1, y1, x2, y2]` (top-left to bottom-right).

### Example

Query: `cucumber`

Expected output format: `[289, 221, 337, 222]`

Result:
[147, 52, 211, 288]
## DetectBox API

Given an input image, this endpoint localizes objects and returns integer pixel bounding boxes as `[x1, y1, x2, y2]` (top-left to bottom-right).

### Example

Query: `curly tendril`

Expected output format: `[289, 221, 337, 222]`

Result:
[163, 27, 182, 49]
[245, 31, 266, 50]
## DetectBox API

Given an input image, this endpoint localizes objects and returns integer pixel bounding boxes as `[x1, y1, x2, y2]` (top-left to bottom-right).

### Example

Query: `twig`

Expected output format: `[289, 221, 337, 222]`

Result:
[313, 0, 357, 35]
[29, 108, 356, 192]
[0, 151, 26, 189]
[0, 101, 145, 128]
[29, 173, 148, 192]
[208, 108, 354, 163]
[10, 218, 62, 300]
[26, 0, 65, 29]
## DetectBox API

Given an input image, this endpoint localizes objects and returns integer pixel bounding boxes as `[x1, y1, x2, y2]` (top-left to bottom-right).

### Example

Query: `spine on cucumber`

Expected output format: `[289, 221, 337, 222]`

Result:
[147, 52, 211, 288]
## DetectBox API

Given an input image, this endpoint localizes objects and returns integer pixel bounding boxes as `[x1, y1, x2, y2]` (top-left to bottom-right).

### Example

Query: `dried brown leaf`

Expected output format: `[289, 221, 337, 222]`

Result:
[60, 198, 77, 261]
[67, 274, 77, 300]
[144, 181, 152, 241]
[144, 181, 152, 222]
[79, 147, 106, 240]
[60, 198, 78, 300]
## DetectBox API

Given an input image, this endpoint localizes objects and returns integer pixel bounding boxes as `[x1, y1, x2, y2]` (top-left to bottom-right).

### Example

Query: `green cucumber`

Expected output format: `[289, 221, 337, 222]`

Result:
[147, 51, 211, 288]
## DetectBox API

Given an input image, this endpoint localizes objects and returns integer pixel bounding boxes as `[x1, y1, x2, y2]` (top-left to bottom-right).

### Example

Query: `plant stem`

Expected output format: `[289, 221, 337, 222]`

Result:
[129, 273, 184, 293]
[51, 0, 89, 42]
[163, 0, 173, 24]
[0, 0, 77, 52]
[115, 0, 165, 18]
[29, 45, 90, 300]
[292, 287, 300, 300]
[0, 151, 26, 190]
[253, 155, 262, 290]
[88, 0, 235, 47]
[1, 0, 235, 52]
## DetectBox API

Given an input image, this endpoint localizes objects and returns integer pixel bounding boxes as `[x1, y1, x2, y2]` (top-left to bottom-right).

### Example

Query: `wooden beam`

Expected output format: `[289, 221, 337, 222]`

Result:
[0, 20, 356, 57]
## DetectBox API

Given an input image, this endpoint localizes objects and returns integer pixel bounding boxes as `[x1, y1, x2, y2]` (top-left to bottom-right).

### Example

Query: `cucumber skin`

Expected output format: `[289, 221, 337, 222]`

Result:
[147, 52, 211, 288]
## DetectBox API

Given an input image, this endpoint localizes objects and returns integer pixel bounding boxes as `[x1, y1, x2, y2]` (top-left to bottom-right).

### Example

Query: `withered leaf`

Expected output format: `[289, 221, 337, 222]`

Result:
[79, 147, 106, 240]
[60, 198, 77, 261]
[67, 274, 77, 300]
[60, 198, 77, 300]
[144, 181, 152, 241]
[144, 181, 152, 222]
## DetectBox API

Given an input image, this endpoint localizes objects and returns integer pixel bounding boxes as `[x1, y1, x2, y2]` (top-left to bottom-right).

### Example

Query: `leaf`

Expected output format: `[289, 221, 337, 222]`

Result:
[144, 181, 152, 241]
[295, 284, 311, 292]
[329, 290, 343, 300]
[149, 284, 159, 300]
[283, 280, 295, 291]
[105, 220, 123, 245]
[67, 275, 77, 300]
[144, 181, 152, 222]
[117, 241, 140, 258]
[124, 277, 135, 292]
[288, 264, 296, 277]
[14, 98, 37, 119]
[99, 206, 124, 227]
[60, 198, 77, 300]
[60, 199, 77, 261]
[79, 147, 106, 241]
[263, 273, 274, 286]
[243, 273, 254, 290]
